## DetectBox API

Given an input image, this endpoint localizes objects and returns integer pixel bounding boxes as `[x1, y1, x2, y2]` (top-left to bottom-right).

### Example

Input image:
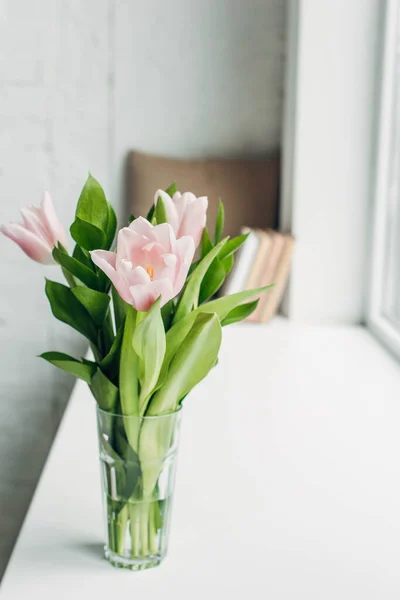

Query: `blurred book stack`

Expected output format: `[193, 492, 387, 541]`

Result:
[223, 228, 295, 323]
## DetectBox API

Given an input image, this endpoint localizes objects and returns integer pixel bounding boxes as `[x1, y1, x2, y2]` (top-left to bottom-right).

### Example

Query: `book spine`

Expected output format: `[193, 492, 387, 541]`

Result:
[247, 232, 285, 322]
[260, 236, 295, 323]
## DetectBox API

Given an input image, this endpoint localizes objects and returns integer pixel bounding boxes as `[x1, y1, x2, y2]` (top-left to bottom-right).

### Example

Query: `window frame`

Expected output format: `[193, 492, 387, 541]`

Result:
[367, 0, 400, 358]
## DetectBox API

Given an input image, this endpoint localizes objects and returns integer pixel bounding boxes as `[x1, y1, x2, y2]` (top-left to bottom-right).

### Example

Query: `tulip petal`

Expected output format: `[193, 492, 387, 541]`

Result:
[118, 227, 167, 271]
[177, 195, 208, 247]
[154, 190, 179, 232]
[176, 235, 196, 267]
[41, 192, 67, 246]
[156, 253, 177, 282]
[129, 278, 174, 311]
[20, 207, 48, 238]
[116, 227, 148, 265]
[115, 260, 146, 302]
[121, 263, 151, 289]
[1, 222, 54, 264]
[151, 222, 175, 253]
[90, 249, 117, 273]
[174, 235, 195, 293]
[128, 216, 156, 240]
[90, 249, 133, 303]
[172, 192, 189, 232]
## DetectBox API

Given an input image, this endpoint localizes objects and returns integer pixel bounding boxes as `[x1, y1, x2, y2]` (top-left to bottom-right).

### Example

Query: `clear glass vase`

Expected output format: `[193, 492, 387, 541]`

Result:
[96, 406, 182, 570]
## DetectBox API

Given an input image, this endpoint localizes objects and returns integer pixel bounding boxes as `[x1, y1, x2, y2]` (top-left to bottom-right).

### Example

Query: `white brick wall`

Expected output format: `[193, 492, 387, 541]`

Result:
[0, 0, 286, 577]
[0, 0, 112, 576]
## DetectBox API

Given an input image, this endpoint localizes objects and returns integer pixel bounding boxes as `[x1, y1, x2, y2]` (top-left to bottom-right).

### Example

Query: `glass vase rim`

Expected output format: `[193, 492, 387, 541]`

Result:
[96, 403, 182, 420]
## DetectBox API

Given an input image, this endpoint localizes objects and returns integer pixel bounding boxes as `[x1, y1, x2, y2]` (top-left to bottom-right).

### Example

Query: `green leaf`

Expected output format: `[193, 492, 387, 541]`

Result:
[132, 298, 166, 415]
[94, 268, 111, 294]
[75, 174, 109, 232]
[188, 259, 200, 276]
[200, 227, 213, 259]
[112, 286, 129, 331]
[104, 202, 117, 250]
[70, 175, 112, 250]
[70, 217, 106, 251]
[219, 233, 249, 260]
[199, 258, 226, 303]
[45, 279, 98, 344]
[161, 285, 273, 382]
[81, 356, 97, 369]
[71, 287, 110, 327]
[40, 351, 96, 383]
[119, 306, 141, 451]
[152, 195, 168, 225]
[90, 367, 119, 412]
[100, 322, 124, 371]
[128, 214, 137, 224]
[214, 198, 224, 244]
[165, 181, 177, 196]
[120, 306, 140, 417]
[146, 205, 155, 222]
[114, 432, 142, 502]
[148, 312, 222, 415]
[53, 247, 99, 289]
[138, 412, 178, 496]
[161, 298, 174, 330]
[72, 245, 94, 270]
[221, 253, 234, 276]
[203, 284, 273, 317]
[172, 237, 228, 324]
[221, 299, 259, 326]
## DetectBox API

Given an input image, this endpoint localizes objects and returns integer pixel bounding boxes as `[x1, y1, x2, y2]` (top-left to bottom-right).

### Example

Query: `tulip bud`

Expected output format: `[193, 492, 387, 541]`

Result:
[1, 192, 67, 264]
[154, 189, 208, 249]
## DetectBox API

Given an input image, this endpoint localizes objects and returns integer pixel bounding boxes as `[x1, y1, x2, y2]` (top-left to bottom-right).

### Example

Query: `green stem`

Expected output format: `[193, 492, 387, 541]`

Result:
[108, 515, 116, 553]
[120, 306, 140, 451]
[149, 501, 159, 555]
[115, 505, 129, 555]
[140, 503, 150, 557]
[129, 503, 141, 557]
[109, 498, 163, 559]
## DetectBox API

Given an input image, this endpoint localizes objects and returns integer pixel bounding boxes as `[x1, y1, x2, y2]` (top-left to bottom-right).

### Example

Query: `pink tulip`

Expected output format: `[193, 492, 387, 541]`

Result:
[1, 192, 67, 264]
[155, 189, 208, 248]
[90, 217, 195, 311]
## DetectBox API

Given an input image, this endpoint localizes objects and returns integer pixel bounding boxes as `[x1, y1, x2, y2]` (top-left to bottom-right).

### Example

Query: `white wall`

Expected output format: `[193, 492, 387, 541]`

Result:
[281, 0, 382, 324]
[0, 0, 112, 576]
[0, 0, 286, 576]
[111, 0, 286, 208]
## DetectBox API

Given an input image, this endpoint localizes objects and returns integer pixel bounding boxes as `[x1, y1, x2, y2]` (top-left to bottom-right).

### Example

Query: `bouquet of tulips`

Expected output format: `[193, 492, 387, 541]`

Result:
[1, 175, 270, 569]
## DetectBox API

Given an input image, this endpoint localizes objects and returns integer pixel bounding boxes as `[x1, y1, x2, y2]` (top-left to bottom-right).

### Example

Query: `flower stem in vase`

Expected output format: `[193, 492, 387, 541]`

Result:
[115, 505, 129, 556]
[140, 502, 150, 557]
[129, 503, 141, 558]
[149, 501, 160, 555]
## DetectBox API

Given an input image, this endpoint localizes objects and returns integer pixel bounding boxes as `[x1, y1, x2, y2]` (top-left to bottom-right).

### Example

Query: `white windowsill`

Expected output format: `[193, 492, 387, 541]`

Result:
[1, 317, 400, 599]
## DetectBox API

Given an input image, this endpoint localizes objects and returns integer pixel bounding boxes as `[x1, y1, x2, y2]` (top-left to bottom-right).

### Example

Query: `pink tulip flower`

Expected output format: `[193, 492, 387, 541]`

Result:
[155, 189, 208, 249]
[1, 192, 67, 264]
[90, 217, 195, 311]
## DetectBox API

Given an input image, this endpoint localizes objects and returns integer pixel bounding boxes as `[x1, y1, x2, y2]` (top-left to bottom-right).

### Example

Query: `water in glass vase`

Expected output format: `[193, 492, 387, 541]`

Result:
[104, 495, 173, 570]
[97, 407, 182, 571]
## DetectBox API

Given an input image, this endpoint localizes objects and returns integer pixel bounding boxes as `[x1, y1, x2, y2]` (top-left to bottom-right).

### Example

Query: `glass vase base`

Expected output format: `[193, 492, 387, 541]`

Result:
[104, 546, 162, 571]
